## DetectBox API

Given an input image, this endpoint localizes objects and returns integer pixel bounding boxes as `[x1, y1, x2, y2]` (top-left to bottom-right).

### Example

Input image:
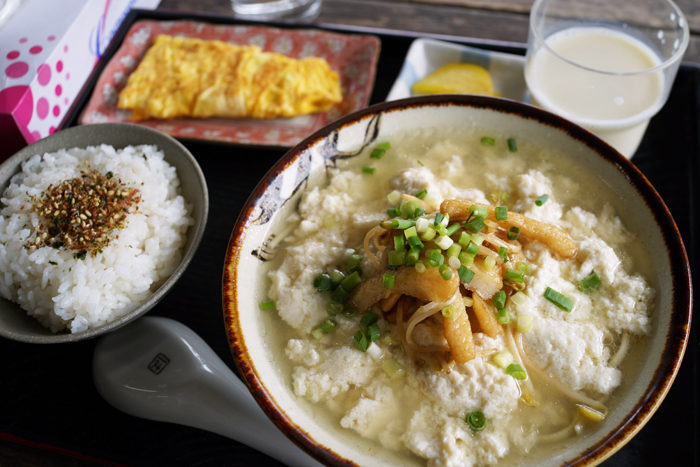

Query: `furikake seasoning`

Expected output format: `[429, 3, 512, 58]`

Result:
[26, 162, 141, 259]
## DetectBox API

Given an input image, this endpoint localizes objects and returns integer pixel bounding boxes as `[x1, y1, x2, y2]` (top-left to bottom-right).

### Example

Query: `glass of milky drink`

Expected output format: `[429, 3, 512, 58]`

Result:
[524, 0, 688, 158]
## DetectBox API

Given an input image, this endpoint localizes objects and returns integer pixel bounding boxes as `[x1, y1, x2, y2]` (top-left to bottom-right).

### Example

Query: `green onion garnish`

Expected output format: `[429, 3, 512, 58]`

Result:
[415, 188, 427, 199]
[381, 359, 404, 380]
[579, 271, 602, 293]
[330, 269, 345, 285]
[388, 249, 406, 266]
[464, 217, 486, 234]
[313, 274, 332, 291]
[435, 235, 454, 250]
[434, 213, 445, 226]
[445, 223, 461, 236]
[421, 226, 437, 241]
[428, 249, 444, 267]
[469, 205, 488, 218]
[507, 226, 520, 240]
[483, 256, 496, 271]
[507, 137, 517, 152]
[414, 261, 427, 274]
[466, 411, 487, 431]
[327, 302, 343, 316]
[360, 311, 379, 329]
[481, 136, 496, 146]
[260, 300, 275, 310]
[348, 254, 362, 266]
[506, 363, 527, 380]
[331, 285, 349, 303]
[535, 194, 549, 206]
[516, 314, 533, 333]
[441, 304, 457, 319]
[386, 207, 401, 218]
[404, 226, 418, 239]
[544, 287, 574, 312]
[370, 148, 386, 159]
[516, 261, 530, 275]
[465, 241, 480, 257]
[391, 219, 416, 230]
[505, 268, 525, 283]
[458, 265, 475, 284]
[343, 309, 357, 318]
[382, 273, 395, 289]
[406, 249, 420, 265]
[458, 231, 471, 247]
[340, 271, 362, 292]
[497, 308, 510, 324]
[434, 223, 448, 237]
[361, 166, 375, 175]
[407, 235, 424, 251]
[492, 350, 513, 369]
[458, 252, 474, 266]
[319, 319, 337, 333]
[367, 323, 381, 342]
[498, 246, 509, 263]
[493, 290, 506, 309]
[439, 264, 452, 280]
[495, 206, 508, 221]
[446, 244, 462, 258]
[394, 235, 405, 251]
[354, 330, 369, 352]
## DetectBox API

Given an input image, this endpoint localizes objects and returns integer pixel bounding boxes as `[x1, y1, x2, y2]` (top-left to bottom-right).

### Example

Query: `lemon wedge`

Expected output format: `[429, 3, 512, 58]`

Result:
[412, 63, 498, 96]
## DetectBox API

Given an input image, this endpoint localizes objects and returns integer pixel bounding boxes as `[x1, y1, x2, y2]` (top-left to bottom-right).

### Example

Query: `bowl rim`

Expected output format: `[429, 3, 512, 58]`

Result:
[222, 94, 692, 467]
[0, 122, 209, 344]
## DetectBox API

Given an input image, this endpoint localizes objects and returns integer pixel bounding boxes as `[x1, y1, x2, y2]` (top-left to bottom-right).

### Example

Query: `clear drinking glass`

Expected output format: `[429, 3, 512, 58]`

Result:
[231, 0, 322, 21]
[524, 0, 689, 158]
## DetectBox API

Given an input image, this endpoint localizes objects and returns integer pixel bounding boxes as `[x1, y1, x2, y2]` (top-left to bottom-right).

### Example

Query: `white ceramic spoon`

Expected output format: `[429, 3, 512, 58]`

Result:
[92, 316, 324, 467]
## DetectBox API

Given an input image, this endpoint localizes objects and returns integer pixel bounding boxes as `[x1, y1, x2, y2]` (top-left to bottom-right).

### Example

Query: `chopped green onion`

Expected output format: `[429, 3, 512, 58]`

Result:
[381, 359, 405, 379]
[435, 235, 454, 250]
[343, 308, 357, 318]
[481, 136, 496, 146]
[441, 304, 457, 319]
[483, 256, 496, 271]
[507, 227, 520, 240]
[498, 246, 509, 263]
[388, 249, 407, 266]
[415, 218, 430, 233]
[445, 223, 461, 236]
[471, 234, 485, 246]
[407, 235, 424, 251]
[516, 261, 530, 275]
[348, 254, 363, 266]
[330, 269, 345, 285]
[319, 319, 337, 333]
[469, 205, 488, 218]
[505, 268, 525, 283]
[313, 274, 333, 291]
[394, 234, 405, 251]
[415, 188, 427, 199]
[507, 137, 517, 152]
[493, 290, 506, 309]
[506, 363, 527, 380]
[340, 271, 362, 291]
[458, 265, 475, 284]
[406, 249, 421, 265]
[439, 264, 452, 280]
[495, 206, 508, 221]
[362, 166, 375, 175]
[448, 256, 462, 269]
[421, 226, 437, 241]
[367, 323, 381, 342]
[383, 273, 395, 289]
[387, 190, 402, 205]
[466, 411, 487, 432]
[391, 219, 416, 230]
[465, 217, 486, 233]
[360, 310, 379, 329]
[354, 330, 369, 352]
[401, 200, 420, 217]
[370, 148, 386, 159]
[434, 213, 445, 226]
[260, 300, 275, 310]
[434, 223, 448, 237]
[446, 244, 462, 258]
[404, 226, 418, 239]
[458, 252, 474, 266]
[331, 286, 349, 303]
[535, 194, 549, 206]
[497, 308, 510, 324]
[458, 231, 472, 247]
[544, 287, 574, 312]
[492, 350, 514, 369]
[386, 207, 401, 218]
[463, 296, 474, 307]
[327, 302, 343, 316]
[465, 241, 480, 257]
[579, 271, 602, 293]
[511, 291, 528, 307]
[517, 314, 533, 333]
[415, 261, 427, 274]
[311, 328, 325, 340]
[376, 141, 391, 150]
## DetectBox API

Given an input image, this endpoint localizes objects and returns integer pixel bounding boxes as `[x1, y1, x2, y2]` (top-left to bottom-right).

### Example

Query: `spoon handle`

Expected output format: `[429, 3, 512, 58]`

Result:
[92, 316, 324, 467]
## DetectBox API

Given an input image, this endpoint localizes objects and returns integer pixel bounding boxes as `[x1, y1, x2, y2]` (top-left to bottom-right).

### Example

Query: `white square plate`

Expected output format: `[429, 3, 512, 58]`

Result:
[387, 38, 527, 102]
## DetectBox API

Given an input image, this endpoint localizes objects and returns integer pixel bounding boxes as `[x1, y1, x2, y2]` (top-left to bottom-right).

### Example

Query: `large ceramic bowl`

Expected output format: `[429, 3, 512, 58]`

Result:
[0, 123, 208, 343]
[223, 95, 691, 467]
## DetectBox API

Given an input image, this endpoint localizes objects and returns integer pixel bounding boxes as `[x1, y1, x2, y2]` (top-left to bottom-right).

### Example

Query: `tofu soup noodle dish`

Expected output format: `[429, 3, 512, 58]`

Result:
[226, 98, 689, 467]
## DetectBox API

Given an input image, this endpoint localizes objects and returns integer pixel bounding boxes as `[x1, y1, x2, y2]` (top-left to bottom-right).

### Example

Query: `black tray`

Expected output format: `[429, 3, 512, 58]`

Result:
[1, 8, 697, 467]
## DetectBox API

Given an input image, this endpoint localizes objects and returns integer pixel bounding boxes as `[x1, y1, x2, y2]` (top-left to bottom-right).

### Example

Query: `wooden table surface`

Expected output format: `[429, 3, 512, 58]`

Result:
[160, 0, 700, 64]
[1, 1, 698, 467]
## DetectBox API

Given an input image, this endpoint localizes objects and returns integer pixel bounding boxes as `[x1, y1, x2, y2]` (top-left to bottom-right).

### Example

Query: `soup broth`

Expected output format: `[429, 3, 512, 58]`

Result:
[260, 125, 654, 467]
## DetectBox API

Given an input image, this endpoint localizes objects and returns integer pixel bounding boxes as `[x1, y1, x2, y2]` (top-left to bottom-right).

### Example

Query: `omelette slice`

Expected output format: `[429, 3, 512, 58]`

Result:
[117, 35, 343, 120]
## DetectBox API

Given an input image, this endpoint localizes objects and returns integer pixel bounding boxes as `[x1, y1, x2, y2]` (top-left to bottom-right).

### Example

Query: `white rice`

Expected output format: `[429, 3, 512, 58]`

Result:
[0, 144, 194, 333]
